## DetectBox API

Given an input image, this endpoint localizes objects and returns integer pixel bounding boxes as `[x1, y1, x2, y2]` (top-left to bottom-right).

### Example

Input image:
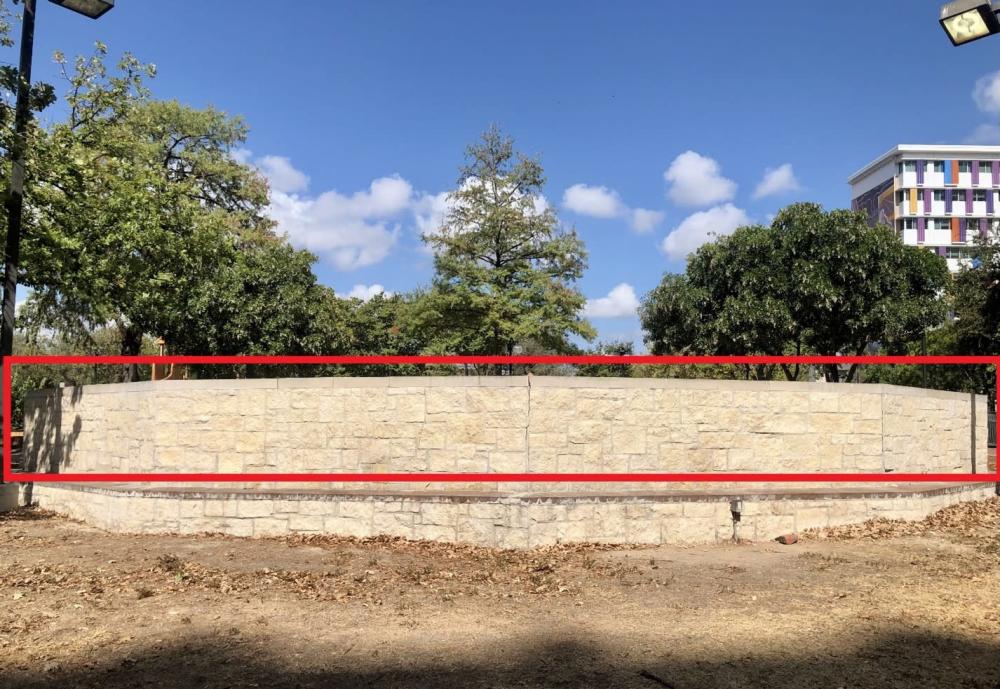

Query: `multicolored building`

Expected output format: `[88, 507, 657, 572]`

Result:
[848, 145, 1000, 272]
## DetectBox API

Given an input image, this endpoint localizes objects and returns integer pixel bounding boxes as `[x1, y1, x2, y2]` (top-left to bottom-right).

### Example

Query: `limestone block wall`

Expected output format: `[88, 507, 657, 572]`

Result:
[24, 482, 999, 546]
[22, 377, 993, 490]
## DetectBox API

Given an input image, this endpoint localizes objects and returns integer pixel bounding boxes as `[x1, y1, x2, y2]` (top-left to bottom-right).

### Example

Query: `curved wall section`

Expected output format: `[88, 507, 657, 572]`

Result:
[23, 376, 993, 489]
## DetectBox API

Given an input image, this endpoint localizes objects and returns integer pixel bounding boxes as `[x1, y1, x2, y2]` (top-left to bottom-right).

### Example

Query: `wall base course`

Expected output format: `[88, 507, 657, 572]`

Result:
[19, 482, 997, 547]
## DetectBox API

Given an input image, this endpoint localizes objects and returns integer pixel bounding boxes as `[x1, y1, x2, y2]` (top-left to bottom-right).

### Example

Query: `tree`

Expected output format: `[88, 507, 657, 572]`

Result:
[864, 322, 994, 395]
[577, 340, 635, 377]
[775, 203, 949, 381]
[15, 46, 336, 380]
[947, 227, 1000, 395]
[420, 126, 595, 367]
[343, 292, 436, 376]
[164, 238, 355, 380]
[953, 229, 1000, 355]
[641, 202, 950, 382]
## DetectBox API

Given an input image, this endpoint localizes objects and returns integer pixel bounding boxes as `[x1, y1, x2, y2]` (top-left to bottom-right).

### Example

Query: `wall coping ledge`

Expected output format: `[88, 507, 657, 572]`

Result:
[24, 481, 998, 504]
[22, 375, 989, 403]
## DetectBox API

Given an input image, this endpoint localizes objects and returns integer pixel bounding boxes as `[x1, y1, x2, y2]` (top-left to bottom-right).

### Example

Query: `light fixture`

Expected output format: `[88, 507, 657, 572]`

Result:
[940, 0, 1000, 45]
[729, 498, 743, 543]
[48, 0, 114, 19]
[729, 498, 743, 521]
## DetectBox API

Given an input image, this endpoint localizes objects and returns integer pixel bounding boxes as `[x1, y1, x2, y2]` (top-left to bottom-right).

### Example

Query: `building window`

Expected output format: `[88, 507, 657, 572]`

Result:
[974, 190, 987, 202]
[932, 161, 945, 173]
[953, 189, 965, 202]
[900, 161, 917, 173]
[945, 247, 973, 259]
[982, 161, 993, 171]
[901, 218, 917, 230]
[959, 161, 972, 173]
[932, 218, 951, 230]
[934, 190, 945, 202]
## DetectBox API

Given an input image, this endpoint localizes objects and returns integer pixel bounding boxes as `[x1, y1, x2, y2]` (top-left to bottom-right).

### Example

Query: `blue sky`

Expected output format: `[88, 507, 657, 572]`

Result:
[16, 1, 1000, 348]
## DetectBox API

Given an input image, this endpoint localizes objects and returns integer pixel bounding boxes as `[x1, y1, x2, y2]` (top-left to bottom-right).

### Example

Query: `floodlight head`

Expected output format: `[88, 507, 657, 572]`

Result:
[48, 0, 114, 20]
[940, 0, 1000, 45]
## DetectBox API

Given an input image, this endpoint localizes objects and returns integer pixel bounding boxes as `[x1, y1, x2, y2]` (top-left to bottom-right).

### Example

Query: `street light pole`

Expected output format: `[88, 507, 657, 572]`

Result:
[0, 0, 37, 360]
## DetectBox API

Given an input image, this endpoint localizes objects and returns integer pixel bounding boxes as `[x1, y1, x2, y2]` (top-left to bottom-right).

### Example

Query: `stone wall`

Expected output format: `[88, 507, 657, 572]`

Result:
[23, 377, 993, 490]
[24, 482, 998, 546]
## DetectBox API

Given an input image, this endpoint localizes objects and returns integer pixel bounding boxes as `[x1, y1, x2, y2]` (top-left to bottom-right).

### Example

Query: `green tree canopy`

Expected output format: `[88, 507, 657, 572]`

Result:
[640, 202, 951, 382]
[577, 340, 635, 377]
[945, 227, 1000, 395]
[420, 126, 595, 362]
[9, 45, 346, 379]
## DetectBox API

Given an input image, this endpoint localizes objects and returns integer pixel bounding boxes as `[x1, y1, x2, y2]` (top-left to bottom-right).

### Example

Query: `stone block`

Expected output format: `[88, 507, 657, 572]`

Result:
[338, 501, 375, 522]
[324, 516, 373, 538]
[612, 426, 646, 454]
[425, 389, 466, 414]
[237, 499, 275, 518]
[682, 501, 722, 518]
[626, 519, 662, 544]
[809, 393, 840, 413]
[456, 516, 495, 544]
[810, 413, 854, 435]
[287, 514, 326, 532]
[218, 454, 245, 473]
[205, 499, 239, 518]
[253, 517, 290, 537]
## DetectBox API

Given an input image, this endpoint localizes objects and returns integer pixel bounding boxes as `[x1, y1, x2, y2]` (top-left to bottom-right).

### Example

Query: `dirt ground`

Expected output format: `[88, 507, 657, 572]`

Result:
[1, 499, 998, 689]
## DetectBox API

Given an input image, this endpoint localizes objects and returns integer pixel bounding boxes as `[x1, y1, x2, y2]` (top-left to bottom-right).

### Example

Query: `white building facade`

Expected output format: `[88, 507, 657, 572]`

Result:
[848, 145, 1000, 272]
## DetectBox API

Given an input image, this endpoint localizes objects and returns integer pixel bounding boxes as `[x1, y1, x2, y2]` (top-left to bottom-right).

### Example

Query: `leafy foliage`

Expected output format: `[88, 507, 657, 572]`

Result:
[420, 126, 595, 365]
[11, 45, 347, 380]
[7, 328, 155, 426]
[577, 340, 635, 377]
[640, 203, 950, 382]
[864, 323, 995, 396]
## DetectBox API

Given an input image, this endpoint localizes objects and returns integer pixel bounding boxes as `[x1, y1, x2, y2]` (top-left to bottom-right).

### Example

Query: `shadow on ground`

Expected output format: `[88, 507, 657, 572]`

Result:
[3, 629, 999, 689]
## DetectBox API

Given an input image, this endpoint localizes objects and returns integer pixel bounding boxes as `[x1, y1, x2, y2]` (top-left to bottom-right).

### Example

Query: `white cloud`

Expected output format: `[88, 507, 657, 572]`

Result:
[664, 151, 737, 207]
[412, 190, 453, 239]
[563, 184, 625, 218]
[347, 283, 392, 301]
[965, 71, 1000, 147]
[267, 176, 413, 271]
[256, 155, 310, 194]
[583, 283, 640, 318]
[630, 208, 665, 233]
[973, 70, 1000, 113]
[256, 153, 554, 269]
[562, 183, 664, 233]
[966, 123, 1000, 145]
[752, 163, 801, 199]
[660, 203, 750, 260]
[231, 148, 253, 165]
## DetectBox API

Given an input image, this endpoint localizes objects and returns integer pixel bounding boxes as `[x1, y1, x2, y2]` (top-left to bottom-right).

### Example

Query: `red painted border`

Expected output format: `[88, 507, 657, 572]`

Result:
[3, 354, 999, 484]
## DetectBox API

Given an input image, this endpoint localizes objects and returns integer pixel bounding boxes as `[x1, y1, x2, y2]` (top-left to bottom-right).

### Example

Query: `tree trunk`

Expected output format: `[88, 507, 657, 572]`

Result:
[120, 324, 143, 383]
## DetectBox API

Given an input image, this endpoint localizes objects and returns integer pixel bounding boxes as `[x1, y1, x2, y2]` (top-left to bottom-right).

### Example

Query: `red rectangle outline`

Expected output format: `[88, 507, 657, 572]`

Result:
[3, 354, 998, 484]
